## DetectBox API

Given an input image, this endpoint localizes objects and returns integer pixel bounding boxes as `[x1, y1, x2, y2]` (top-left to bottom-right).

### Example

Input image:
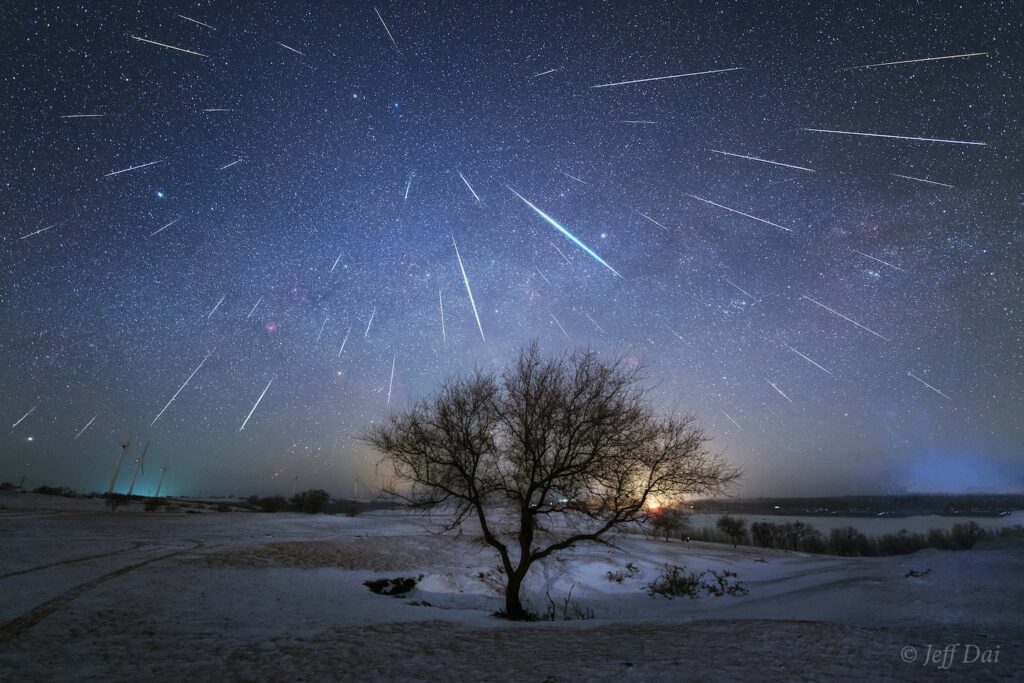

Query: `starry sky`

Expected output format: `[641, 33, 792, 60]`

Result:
[2, 1, 1022, 498]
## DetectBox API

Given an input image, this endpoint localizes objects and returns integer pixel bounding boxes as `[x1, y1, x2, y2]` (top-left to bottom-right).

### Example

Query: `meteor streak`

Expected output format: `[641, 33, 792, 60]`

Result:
[550, 241, 572, 264]
[365, 307, 376, 337]
[665, 325, 685, 342]
[438, 290, 446, 342]
[247, 296, 262, 318]
[12, 406, 37, 429]
[74, 415, 97, 440]
[802, 128, 987, 146]
[507, 187, 622, 277]
[891, 174, 954, 188]
[766, 379, 793, 403]
[457, 171, 481, 202]
[637, 212, 670, 230]
[20, 221, 64, 240]
[278, 42, 305, 55]
[338, 326, 352, 356]
[151, 352, 212, 426]
[315, 316, 328, 342]
[207, 296, 224, 318]
[60, 114, 107, 119]
[203, 108, 233, 112]
[404, 176, 412, 199]
[374, 7, 400, 50]
[559, 171, 587, 185]
[720, 410, 742, 430]
[104, 159, 162, 177]
[178, 14, 215, 30]
[784, 344, 834, 376]
[532, 68, 559, 78]
[590, 67, 742, 89]
[840, 51, 987, 71]
[684, 193, 792, 232]
[535, 268, 551, 285]
[130, 35, 208, 58]
[150, 217, 180, 237]
[852, 249, 905, 272]
[387, 354, 396, 406]
[907, 372, 952, 400]
[451, 235, 486, 342]
[240, 378, 274, 430]
[709, 149, 815, 172]
[219, 158, 243, 170]
[331, 253, 342, 272]
[800, 295, 889, 341]
[584, 312, 604, 332]
[724, 278, 756, 300]
[550, 313, 571, 340]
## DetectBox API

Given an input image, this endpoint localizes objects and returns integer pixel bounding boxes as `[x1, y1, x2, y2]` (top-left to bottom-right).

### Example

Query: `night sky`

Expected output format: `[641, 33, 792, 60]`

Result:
[2, 2, 1021, 497]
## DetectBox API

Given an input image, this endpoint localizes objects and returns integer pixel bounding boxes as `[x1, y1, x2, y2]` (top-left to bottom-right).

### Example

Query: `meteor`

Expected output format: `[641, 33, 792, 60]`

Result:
[457, 171, 481, 202]
[532, 68, 559, 78]
[387, 355, 397, 406]
[438, 290, 446, 343]
[404, 176, 412, 200]
[684, 193, 792, 232]
[219, 158, 243, 171]
[60, 114, 107, 119]
[800, 295, 889, 341]
[178, 14, 215, 30]
[891, 173, 954, 188]
[151, 352, 212, 426]
[451, 235, 486, 342]
[19, 221, 64, 240]
[802, 128, 987, 146]
[74, 415, 97, 440]
[723, 278, 756, 300]
[315, 316, 328, 342]
[550, 313, 571, 340]
[766, 379, 793, 403]
[584, 312, 604, 333]
[720, 410, 742, 430]
[104, 159, 162, 177]
[150, 217, 180, 237]
[247, 296, 262, 319]
[784, 343, 834, 376]
[240, 378, 274, 431]
[338, 326, 352, 356]
[207, 296, 225, 319]
[852, 249, 905, 272]
[12, 406, 37, 429]
[535, 267, 551, 285]
[590, 66, 743, 89]
[550, 241, 572, 264]
[130, 35, 208, 58]
[507, 186, 622, 277]
[709, 149, 815, 173]
[559, 171, 587, 185]
[365, 307, 376, 338]
[907, 372, 952, 400]
[618, 120, 658, 124]
[278, 42, 305, 56]
[374, 7, 400, 50]
[840, 52, 988, 71]
[637, 211, 670, 231]
[665, 325, 685, 342]
[330, 253, 342, 272]
[203, 108, 233, 112]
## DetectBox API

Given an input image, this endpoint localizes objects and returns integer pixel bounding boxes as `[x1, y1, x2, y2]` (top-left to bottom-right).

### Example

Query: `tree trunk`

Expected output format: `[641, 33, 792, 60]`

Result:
[503, 570, 528, 619]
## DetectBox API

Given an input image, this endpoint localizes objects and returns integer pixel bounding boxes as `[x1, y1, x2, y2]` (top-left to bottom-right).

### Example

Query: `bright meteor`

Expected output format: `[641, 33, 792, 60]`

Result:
[507, 186, 622, 277]
[151, 352, 212, 426]
[240, 378, 274, 431]
[590, 67, 742, 89]
[800, 295, 889, 341]
[451, 235, 486, 342]
[802, 128, 987, 146]
[684, 193, 792, 232]
[840, 51, 987, 71]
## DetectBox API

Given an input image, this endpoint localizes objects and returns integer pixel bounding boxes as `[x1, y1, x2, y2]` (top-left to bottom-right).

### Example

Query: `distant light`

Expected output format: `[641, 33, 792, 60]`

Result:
[26, 436, 34, 442]
[156, 190, 165, 199]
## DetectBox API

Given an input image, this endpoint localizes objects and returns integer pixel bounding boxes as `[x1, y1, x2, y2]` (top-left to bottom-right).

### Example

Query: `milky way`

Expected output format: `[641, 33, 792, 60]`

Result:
[2, 2, 1021, 496]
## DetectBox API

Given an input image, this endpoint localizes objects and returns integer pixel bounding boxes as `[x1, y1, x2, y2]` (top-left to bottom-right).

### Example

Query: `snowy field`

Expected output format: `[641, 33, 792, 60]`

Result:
[0, 493, 1021, 681]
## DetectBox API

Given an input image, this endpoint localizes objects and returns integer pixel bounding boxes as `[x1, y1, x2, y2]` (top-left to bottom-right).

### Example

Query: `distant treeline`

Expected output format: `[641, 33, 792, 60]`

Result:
[690, 493, 1023, 517]
[688, 515, 1024, 556]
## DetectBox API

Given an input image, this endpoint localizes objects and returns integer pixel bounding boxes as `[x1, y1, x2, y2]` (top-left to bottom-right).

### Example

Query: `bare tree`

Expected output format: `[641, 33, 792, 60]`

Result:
[650, 507, 691, 542]
[716, 515, 747, 547]
[363, 343, 740, 620]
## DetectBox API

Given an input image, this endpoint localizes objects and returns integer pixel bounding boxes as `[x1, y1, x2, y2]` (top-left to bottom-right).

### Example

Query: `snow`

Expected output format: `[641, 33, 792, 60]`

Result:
[1, 492, 1021, 681]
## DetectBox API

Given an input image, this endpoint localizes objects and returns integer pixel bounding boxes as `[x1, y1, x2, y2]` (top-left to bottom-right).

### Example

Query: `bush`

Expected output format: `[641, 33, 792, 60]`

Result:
[606, 562, 641, 584]
[291, 489, 330, 514]
[364, 576, 420, 596]
[716, 515, 747, 547]
[34, 485, 77, 497]
[950, 521, 986, 549]
[249, 495, 289, 512]
[646, 565, 747, 600]
[144, 498, 167, 512]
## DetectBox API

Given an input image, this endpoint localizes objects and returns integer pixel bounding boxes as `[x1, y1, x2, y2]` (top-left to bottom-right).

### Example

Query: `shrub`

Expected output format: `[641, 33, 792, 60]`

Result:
[291, 489, 330, 514]
[364, 576, 421, 596]
[144, 498, 167, 512]
[950, 521, 986, 549]
[606, 562, 641, 584]
[250, 495, 289, 512]
[647, 565, 749, 600]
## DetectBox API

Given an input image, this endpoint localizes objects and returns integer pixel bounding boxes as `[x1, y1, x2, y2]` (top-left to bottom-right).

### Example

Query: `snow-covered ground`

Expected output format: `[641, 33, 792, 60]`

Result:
[0, 492, 1021, 681]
